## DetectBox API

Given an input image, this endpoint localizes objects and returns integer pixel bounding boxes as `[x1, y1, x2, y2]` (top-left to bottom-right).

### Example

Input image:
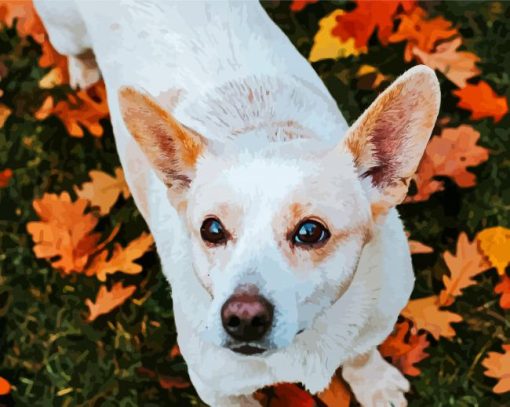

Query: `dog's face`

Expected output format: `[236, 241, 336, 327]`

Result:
[119, 66, 440, 356]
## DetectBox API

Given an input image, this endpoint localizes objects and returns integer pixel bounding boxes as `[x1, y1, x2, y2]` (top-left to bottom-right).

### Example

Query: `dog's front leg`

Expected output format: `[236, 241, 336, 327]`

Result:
[342, 348, 409, 407]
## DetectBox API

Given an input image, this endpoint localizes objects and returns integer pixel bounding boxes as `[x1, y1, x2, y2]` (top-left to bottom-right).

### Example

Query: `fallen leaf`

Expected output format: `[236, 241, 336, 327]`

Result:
[86, 282, 136, 322]
[290, 0, 318, 12]
[26, 192, 102, 274]
[0, 168, 13, 188]
[170, 344, 181, 359]
[412, 37, 480, 88]
[309, 10, 364, 63]
[75, 168, 131, 215]
[495, 275, 510, 310]
[35, 82, 110, 137]
[0, 103, 11, 127]
[158, 376, 191, 390]
[0, 0, 46, 43]
[317, 375, 351, 407]
[389, 7, 458, 61]
[409, 240, 434, 254]
[356, 64, 388, 89]
[407, 125, 489, 202]
[332, 1, 416, 48]
[401, 295, 462, 339]
[0, 376, 10, 395]
[269, 383, 315, 407]
[477, 226, 510, 275]
[439, 232, 490, 306]
[453, 81, 508, 123]
[86, 232, 154, 281]
[482, 344, 510, 394]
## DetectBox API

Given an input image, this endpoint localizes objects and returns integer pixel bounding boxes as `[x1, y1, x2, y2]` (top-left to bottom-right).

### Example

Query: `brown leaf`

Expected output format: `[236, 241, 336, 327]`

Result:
[477, 226, 510, 276]
[453, 81, 508, 123]
[85, 282, 136, 322]
[482, 344, 510, 394]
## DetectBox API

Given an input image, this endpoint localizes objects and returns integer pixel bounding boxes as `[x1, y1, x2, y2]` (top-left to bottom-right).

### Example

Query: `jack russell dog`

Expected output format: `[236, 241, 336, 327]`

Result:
[34, 1, 440, 406]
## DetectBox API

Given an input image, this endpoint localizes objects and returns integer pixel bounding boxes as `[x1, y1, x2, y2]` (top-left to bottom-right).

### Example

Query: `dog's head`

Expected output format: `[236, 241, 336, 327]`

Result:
[119, 66, 440, 357]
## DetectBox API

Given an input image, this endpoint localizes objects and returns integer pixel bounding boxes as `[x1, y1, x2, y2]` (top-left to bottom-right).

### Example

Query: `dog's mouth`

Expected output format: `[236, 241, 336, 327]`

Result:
[230, 344, 267, 356]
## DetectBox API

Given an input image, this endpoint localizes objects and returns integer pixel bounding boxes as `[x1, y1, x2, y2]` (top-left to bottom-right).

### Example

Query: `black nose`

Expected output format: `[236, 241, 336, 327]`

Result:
[221, 292, 274, 342]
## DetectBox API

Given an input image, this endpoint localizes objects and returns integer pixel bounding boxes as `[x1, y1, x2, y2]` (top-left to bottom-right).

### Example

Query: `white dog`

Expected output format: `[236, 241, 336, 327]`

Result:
[35, 1, 440, 406]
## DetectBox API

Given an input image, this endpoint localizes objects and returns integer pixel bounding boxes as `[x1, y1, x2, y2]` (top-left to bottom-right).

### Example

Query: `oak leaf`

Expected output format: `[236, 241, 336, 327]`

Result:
[453, 81, 508, 123]
[26, 192, 102, 274]
[75, 168, 131, 215]
[86, 232, 154, 281]
[439, 232, 490, 306]
[482, 344, 510, 394]
[401, 295, 462, 339]
[0, 168, 13, 188]
[389, 7, 457, 61]
[0, 376, 10, 396]
[412, 37, 480, 88]
[494, 276, 510, 310]
[477, 226, 510, 275]
[317, 375, 351, 407]
[86, 282, 136, 322]
[309, 10, 364, 63]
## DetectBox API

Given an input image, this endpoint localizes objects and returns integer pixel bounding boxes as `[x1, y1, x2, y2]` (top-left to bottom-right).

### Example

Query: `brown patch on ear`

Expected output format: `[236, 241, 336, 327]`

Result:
[118, 86, 206, 190]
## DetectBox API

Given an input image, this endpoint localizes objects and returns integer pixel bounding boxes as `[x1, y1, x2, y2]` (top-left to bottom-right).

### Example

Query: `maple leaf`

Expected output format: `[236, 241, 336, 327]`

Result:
[86, 232, 154, 281]
[317, 375, 351, 407]
[389, 7, 458, 61]
[482, 344, 510, 394]
[0, 168, 13, 188]
[35, 81, 110, 137]
[407, 125, 489, 202]
[86, 282, 136, 322]
[332, 1, 415, 49]
[453, 81, 508, 123]
[75, 168, 131, 215]
[290, 0, 318, 12]
[308, 10, 364, 63]
[0, 375, 10, 396]
[495, 275, 510, 310]
[477, 226, 510, 276]
[26, 192, 103, 274]
[439, 232, 490, 306]
[412, 37, 480, 88]
[401, 295, 462, 340]
[268, 383, 315, 407]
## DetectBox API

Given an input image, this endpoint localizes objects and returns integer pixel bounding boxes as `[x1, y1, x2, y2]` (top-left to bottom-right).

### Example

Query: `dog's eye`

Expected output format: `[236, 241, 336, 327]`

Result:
[292, 220, 330, 247]
[200, 218, 228, 245]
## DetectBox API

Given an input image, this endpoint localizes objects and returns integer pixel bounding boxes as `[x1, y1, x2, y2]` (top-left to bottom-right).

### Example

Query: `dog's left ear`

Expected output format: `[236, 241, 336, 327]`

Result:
[344, 65, 440, 216]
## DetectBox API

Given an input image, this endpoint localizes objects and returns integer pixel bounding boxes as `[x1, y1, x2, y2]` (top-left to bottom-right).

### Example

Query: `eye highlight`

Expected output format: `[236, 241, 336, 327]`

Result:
[200, 217, 228, 245]
[292, 219, 330, 247]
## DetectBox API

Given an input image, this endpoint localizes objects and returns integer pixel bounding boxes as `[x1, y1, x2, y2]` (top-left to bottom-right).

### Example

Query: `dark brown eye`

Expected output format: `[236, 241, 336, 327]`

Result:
[200, 218, 227, 245]
[292, 220, 330, 246]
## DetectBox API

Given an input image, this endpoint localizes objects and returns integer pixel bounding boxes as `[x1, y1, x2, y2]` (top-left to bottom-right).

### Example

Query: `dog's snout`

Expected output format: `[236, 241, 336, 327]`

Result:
[221, 292, 273, 342]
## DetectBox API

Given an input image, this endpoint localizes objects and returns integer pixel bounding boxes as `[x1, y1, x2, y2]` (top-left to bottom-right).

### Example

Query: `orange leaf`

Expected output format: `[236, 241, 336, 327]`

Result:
[290, 0, 318, 12]
[477, 226, 510, 276]
[412, 37, 480, 88]
[401, 295, 462, 340]
[494, 275, 510, 310]
[0, 168, 13, 188]
[0, 0, 46, 43]
[0, 376, 11, 396]
[317, 375, 351, 407]
[389, 7, 457, 61]
[380, 321, 414, 358]
[170, 344, 181, 359]
[453, 81, 508, 123]
[332, 1, 415, 48]
[439, 232, 490, 306]
[0, 102, 11, 127]
[407, 125, 489, 202]
[409, 239, 434, 254]
[75, 168, 131, 215]
[26, 192, 103, 274]
[86, 232, 154, 281]
[482, 344, 510, 394]
[35, 82, 110, 137]
[85, 282, 136, 322]
[158, 376, 191, 390]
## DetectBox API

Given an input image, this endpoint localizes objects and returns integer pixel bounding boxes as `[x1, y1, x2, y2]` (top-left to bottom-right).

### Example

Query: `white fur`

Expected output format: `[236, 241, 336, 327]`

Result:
[34, 1, 439, 406]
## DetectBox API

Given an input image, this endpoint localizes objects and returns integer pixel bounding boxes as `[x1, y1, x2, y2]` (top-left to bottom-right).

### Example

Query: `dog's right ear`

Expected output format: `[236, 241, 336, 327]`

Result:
[118, 87, 206, 193]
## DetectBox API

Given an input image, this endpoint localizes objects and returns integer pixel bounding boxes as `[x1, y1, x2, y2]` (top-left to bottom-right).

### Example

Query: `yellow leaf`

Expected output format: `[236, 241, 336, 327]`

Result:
[39, 67, 65, 89]
[477, 226, 510, 275]
[482, 344, 510, 394]
[85, 282, 136, 322]
[309, 10, 365, 63]
[86, 232, 154, 281]
[75, 168, 131, 215]
[401, 295, 462, 340]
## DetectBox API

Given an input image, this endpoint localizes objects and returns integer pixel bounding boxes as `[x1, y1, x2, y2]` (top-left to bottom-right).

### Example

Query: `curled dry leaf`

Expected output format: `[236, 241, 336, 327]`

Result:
[86, 282, 136, 322]
[453, 81, 508, 123]
[75, 168, 131, 215]
[439, 232, 490, 306]
[401, 295, 462, 340]
[26, 192, 102, 274]
[86, 232, 154, 281]
[482, 344, 510, 394]
[477, 226, 510, 276]
[494, 275, 510, 310]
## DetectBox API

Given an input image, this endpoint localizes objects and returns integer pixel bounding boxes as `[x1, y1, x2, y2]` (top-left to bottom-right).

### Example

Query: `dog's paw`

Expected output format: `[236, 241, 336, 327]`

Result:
[68, 51, 101, 90]
[342, 349, 409, 407]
